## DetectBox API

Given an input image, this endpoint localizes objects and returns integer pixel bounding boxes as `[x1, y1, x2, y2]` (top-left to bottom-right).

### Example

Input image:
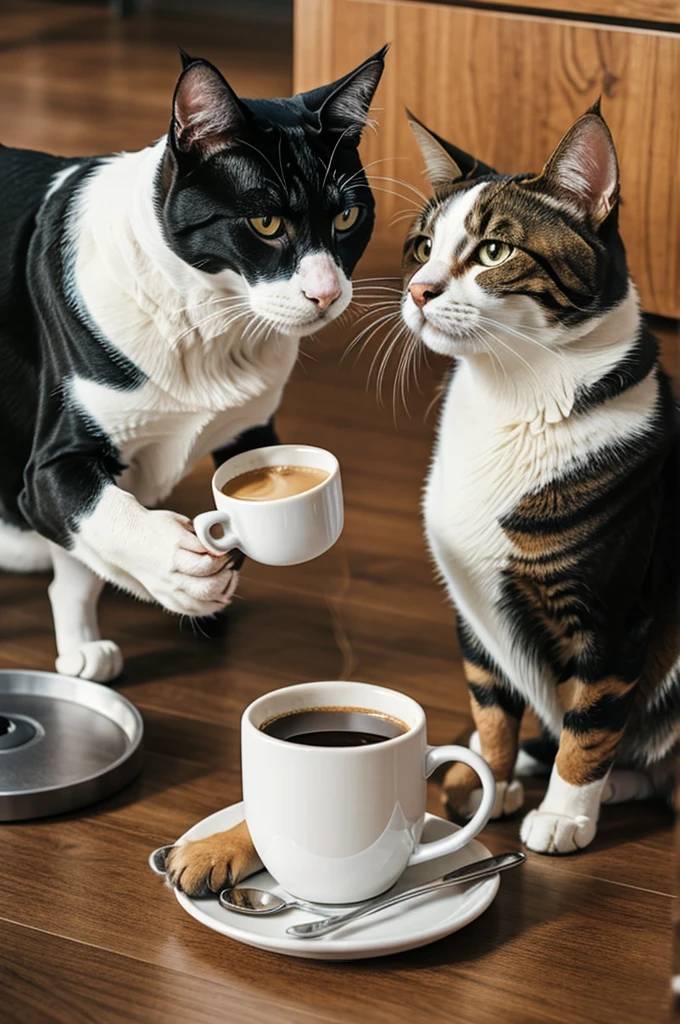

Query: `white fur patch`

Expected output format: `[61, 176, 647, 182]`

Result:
[462, 779, 524, 820]
[72, 485, 239, 616]
[48, 542, 123, 682]
[0, 520, 51, 573]
[539, 763, 605, 818]
[520, 764, 603, 853]
[45, 164, 80, 201]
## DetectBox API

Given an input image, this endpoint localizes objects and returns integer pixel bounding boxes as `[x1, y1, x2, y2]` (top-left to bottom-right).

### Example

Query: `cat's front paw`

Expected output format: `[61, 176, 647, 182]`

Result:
[161, 821, 262, 898]
[131, 511, 239, 617]
[460, 779, 525, 820]
[520, 809, 596, 854]
[56, 640, 123, 683]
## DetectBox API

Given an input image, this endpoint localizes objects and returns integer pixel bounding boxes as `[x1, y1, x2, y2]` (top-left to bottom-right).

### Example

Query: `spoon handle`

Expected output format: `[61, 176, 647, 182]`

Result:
[286, 851, 525, 939]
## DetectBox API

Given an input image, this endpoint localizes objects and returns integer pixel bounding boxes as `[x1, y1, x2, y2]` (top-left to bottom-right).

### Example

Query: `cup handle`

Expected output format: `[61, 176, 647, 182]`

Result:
[193, 511, 241, 556]
[406, 745, 496, 867]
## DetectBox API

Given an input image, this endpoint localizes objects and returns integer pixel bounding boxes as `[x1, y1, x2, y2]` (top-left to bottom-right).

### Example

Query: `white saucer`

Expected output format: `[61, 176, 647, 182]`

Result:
[173, 802, 500, 960]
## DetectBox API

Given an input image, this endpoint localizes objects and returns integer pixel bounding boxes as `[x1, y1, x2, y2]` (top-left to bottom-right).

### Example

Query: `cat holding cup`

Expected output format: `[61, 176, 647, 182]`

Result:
[0, 48, 386, 682]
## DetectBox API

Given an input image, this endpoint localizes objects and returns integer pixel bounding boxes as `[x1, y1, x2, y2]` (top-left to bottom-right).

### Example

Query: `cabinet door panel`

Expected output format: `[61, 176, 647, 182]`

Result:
[295, 0, 680, 317]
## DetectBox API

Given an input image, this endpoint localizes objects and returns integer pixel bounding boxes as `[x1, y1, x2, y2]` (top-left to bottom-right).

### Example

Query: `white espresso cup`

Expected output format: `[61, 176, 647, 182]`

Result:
[193, 444, 343, 564]
[241, 680, 496, 904]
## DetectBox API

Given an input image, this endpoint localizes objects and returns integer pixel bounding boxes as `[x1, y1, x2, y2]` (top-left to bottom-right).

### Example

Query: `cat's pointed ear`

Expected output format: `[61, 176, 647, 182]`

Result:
[171, 58, 248, 161]
[178, 48, 195, 71]
[299, 45, 388, 143]
[406, 110, 496, 188]
[535, 102, 619, 228]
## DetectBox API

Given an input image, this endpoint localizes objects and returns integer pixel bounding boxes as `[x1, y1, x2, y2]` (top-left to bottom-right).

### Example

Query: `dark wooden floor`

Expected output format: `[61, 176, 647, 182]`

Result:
[0, 4, 677, 1022]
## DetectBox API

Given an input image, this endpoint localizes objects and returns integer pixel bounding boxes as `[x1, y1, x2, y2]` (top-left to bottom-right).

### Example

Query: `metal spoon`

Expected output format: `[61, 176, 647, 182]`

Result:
[219, 887, 348, 916]
[287, 851, 525, 939]
[218, 852, 524, 934]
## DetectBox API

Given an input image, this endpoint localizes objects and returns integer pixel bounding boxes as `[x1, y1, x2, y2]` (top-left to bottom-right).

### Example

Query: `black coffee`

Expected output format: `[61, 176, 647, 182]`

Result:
[261, 707, 408, 747]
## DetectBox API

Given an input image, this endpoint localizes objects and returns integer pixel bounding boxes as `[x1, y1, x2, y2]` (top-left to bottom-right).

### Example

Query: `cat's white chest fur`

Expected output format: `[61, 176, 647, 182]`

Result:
[424, 356, 658, 734]
[424, 366, 563, 733]
[69, 358, 296, 508]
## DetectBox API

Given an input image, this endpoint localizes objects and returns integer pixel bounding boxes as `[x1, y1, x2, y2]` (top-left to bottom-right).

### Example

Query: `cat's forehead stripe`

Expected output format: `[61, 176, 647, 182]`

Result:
[429, 182, 488, 262]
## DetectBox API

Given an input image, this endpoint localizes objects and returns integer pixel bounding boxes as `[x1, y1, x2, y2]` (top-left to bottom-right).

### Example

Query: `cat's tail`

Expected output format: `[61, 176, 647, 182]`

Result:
[0, 519, 51, 572]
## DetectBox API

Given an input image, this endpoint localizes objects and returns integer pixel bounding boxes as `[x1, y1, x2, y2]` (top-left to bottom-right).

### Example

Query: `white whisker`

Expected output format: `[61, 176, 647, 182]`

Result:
[471, 324, 507, 387]
[340, 156, 408, 190]
[350, 300, 401, 324]
[478, 325, 542, 383]
[365, 175, 428, 205]
[352, 285, 403, 295]
[322, 124, 358, 190]
[344, 306, 400, 346]
[353, 182, 421, 208]
[390, 209, 420, 227]
[176, 294, 249, 315]
[174, 304, 251, 343]
[367, 326, 401, 404]
[476, 314, 567, 364]
[374, 321, 412, 408]
[343, 309, 402, 365]
[237, 137, 288, 195]
[352, 276, 402, 284]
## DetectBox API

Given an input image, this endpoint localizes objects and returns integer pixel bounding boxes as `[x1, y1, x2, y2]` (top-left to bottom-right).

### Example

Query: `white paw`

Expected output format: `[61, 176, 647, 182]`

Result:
[56, 640, 124, 683]
[133, 512, 240, 616]
[462, 779, 525, 819]
[520, 809, 597, 855]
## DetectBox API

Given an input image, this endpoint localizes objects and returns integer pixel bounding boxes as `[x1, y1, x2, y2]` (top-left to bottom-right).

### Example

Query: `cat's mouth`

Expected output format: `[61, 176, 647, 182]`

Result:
[252, 293, 351, 337]
[254, 307, 341, 338]
[402, 296, 482, 355]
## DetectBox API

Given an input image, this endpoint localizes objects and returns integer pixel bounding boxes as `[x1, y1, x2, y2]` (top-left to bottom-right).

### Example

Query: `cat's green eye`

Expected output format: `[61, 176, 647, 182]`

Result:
[477, 240, 513, 267]
[413, 236, 432, 264]
[249, 215, 283, 238]
[334, 206, 361, 232]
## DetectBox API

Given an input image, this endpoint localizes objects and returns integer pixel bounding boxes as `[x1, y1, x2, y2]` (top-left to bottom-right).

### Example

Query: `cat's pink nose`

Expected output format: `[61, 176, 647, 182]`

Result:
[409, 282, 444, 309]
[298, 253, 343, 312]
[303, 284, 342, 311]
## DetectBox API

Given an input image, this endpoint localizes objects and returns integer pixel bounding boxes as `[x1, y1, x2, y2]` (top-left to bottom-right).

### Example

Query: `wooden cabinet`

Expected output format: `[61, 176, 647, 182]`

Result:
[294, 0, 680, 317]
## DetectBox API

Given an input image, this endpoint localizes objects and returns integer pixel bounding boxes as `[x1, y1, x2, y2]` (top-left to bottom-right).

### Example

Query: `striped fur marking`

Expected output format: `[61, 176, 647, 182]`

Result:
[444, 654, 525, 810]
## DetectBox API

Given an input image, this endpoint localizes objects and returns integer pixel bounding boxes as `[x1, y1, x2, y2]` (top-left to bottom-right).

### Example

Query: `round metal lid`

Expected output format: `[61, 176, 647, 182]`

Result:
[0, 670, 144, 821]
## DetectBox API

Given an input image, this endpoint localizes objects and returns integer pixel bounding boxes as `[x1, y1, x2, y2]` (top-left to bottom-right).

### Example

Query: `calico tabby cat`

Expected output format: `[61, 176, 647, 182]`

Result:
[401, 104, 679, 854]
[159, 104, 678, 895]
[0, 48, 385, 683]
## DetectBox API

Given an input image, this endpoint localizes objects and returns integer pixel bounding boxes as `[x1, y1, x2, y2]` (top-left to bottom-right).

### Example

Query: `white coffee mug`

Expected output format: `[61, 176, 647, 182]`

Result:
[241, 680, 496, 904]
[193, 444, 343, 565]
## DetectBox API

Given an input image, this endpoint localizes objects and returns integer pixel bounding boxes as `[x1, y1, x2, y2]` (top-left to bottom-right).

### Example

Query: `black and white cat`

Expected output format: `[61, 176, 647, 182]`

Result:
[0, 49, 386, 682]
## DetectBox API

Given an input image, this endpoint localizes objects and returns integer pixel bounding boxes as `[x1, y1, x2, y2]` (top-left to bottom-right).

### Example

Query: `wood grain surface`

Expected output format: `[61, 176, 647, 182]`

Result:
[0, 4, 677, 1023]
[388, 0, 680, 27]
[295, 0, 680, 319]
